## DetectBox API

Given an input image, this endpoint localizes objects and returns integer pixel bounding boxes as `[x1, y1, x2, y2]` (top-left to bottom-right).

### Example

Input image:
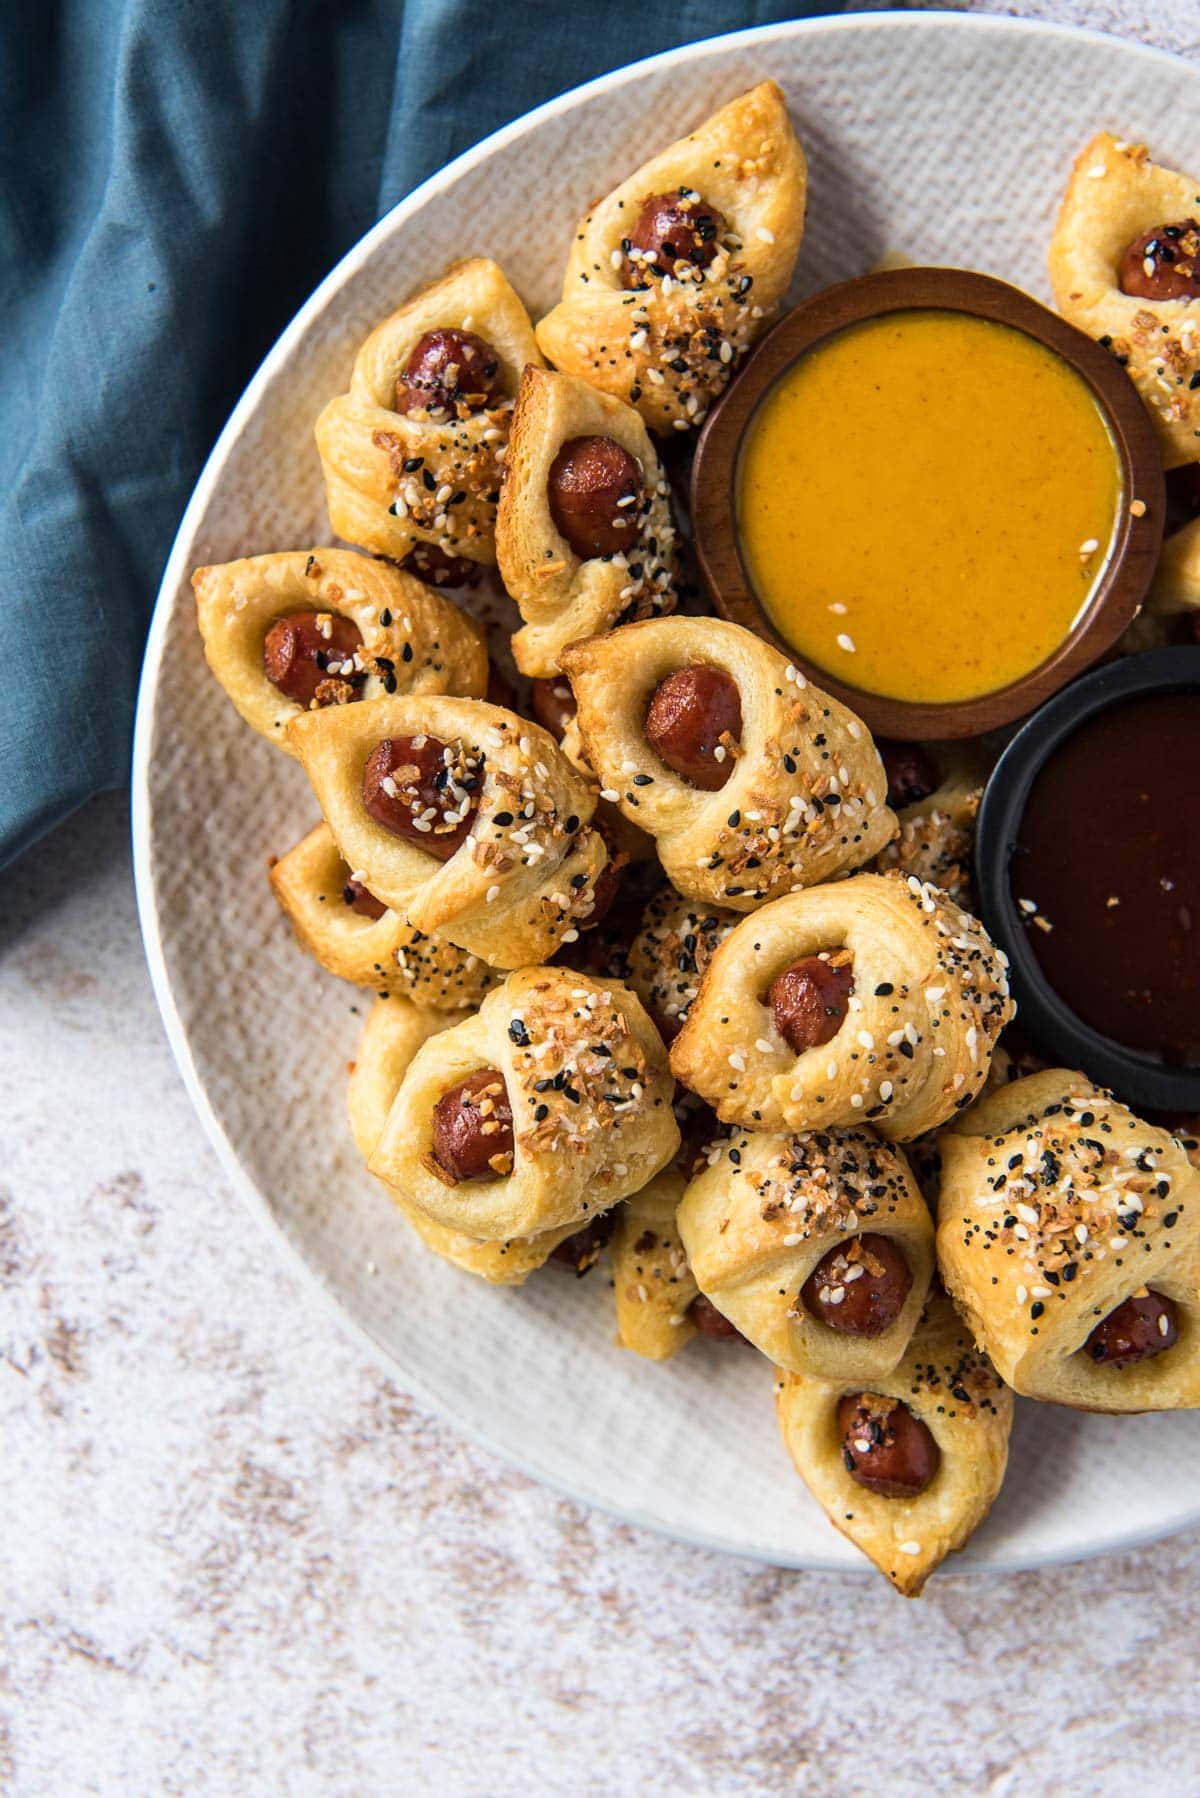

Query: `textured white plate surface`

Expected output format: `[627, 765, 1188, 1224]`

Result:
[134, 13, 1200, 1575]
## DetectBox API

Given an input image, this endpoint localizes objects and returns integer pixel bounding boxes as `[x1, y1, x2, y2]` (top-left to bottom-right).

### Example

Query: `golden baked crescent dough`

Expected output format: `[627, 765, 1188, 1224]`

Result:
[269, 822, 500, 1009]
[937, 1070, 1200, 1412]
[1148, 515, 1200, 615]
[348, 997, 576, 1283]
[871, 766, 983, 912]
[1048, 132, 1200, 468]
[670, 871, 1013, 1140]
[627, 887, 738, 1043]
[368, 967, 679, 1242]
[677, 1126, 934, 1381]
[611, 1168, 699, 1359]
[536, 82, 806, 436]
[287, 695, 610, 968]
[561, 618, 896, 911]
[496, 366, 678, 678]
[192, 548, 487, 755]
[315, 257, 544, 566]
[775, 1286, 1013, 1597]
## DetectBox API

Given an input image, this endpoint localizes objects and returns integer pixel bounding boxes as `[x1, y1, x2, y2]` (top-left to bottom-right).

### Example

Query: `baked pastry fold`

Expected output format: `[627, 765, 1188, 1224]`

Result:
[627, 887, 738, 1043]
[315, 257, 544, 565]
[496, 367, 677, 678]
[287, 695, 611, 968]
[775, 1286, 1012, 1596]
[677, 1126, 934, 1381]
[937, 1070, 1200, 1412]
[561, 618, 895, 911]
[536, 82, 806, 435]
[1049, 132, 1200, 467]
[1148, 516, 1200, 616]
[611, 1168, 699, 1359]
[192, 547, 487, 754]
[368, 967, 679, 1242]
[669, 872, 1013, 1140]
[270, 822, 500, 1008]
[348, 997, 574, 1282]
[871, 767, 983, 912]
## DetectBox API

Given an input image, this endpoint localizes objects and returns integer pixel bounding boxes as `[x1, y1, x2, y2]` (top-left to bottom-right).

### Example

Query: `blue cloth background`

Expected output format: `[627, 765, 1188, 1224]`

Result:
[1, 0, 846, 869]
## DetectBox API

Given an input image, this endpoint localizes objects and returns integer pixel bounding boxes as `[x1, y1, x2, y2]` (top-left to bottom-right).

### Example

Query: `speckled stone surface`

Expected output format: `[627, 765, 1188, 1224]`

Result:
[6, 6, 1200, 1791]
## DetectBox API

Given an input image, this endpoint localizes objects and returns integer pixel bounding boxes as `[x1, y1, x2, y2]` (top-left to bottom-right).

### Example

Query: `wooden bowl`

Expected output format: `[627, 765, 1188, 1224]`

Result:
[690, 267, 1165, 741]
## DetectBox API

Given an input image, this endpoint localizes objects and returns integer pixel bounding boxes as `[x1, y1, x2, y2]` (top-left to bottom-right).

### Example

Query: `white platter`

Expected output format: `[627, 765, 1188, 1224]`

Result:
[133, 13, 1200, 1576]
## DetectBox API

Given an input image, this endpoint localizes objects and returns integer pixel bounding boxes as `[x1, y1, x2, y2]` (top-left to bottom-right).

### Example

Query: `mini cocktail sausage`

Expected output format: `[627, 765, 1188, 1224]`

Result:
[878, 739, 938, 810]
[1085, 1290, 1179, 1365]
[800, 1234, 912, 1336]
[688, 1293, 746, 1342]
[431, 1068, 514, 1181]
[621, 188, 728, 287]
[550, 1210, 616, 1275]
[547, 435, 643, 560]
[768, 955, 854, 1053]
[530, 676, 577, 740]
[644, 665, 742, 790]
[263, 612, 364, 707]
[341, 873, 387, 920]
[837, 1393, 940, 1497]
[361, 734, 481, 860]
[1118, 221, 1200, 302]
[402, 542, 482, 588]
[395, 328, 503, 415]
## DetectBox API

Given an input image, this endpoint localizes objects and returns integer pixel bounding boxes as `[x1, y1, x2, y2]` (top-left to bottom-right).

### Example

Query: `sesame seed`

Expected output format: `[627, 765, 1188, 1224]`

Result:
[836, 633, 856, 654]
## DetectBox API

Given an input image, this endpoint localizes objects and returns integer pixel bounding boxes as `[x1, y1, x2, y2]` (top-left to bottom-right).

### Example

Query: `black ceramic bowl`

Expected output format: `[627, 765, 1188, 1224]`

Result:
[975, 647, 1200, 1113]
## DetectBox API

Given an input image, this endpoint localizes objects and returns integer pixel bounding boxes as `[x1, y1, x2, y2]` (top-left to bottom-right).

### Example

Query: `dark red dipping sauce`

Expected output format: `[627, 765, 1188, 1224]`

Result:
[1010, 692, 1200, 1063]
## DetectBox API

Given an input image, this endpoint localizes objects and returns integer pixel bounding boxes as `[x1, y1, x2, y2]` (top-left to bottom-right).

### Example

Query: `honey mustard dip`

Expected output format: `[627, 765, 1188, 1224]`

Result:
[736, 309, 1122, 704]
